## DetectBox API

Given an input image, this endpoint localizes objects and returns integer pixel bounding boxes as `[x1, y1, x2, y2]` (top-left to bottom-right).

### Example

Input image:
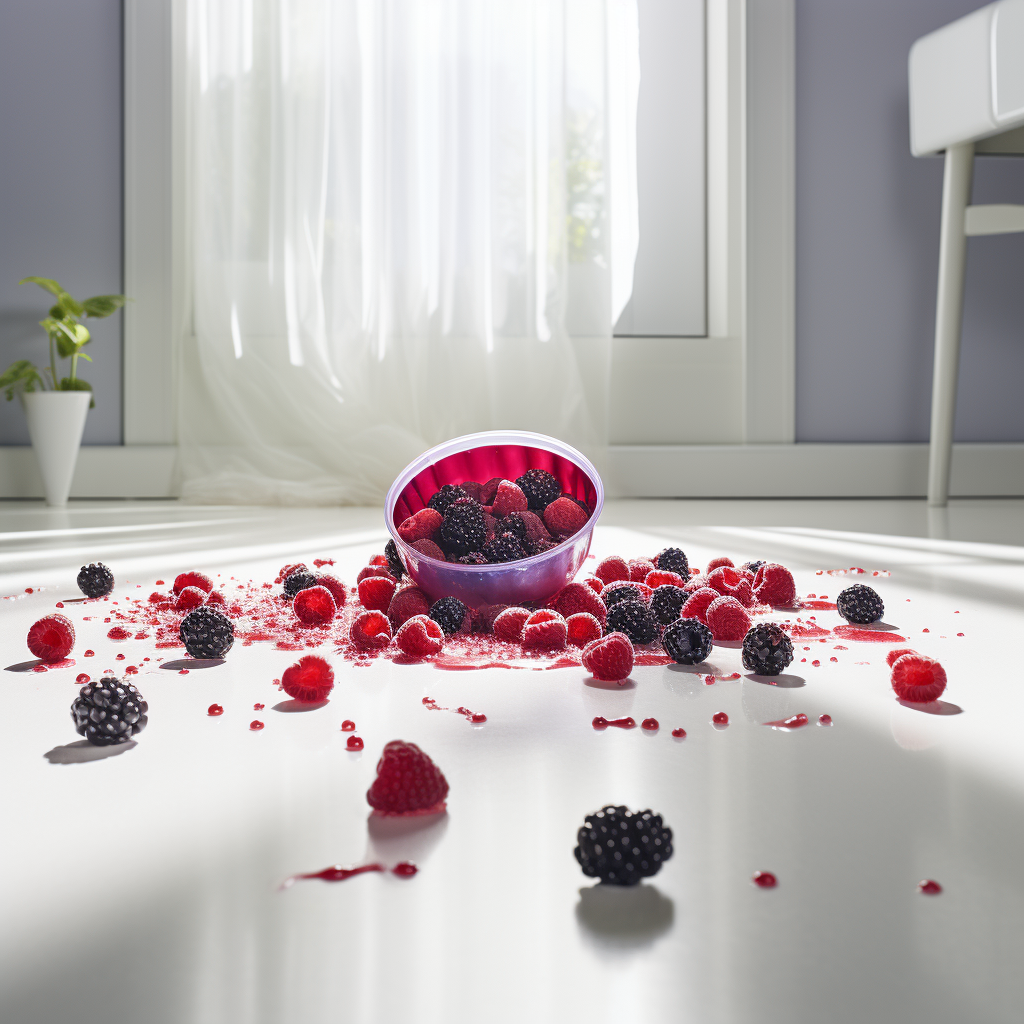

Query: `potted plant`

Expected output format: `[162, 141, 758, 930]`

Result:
[0, 277, 126, 506]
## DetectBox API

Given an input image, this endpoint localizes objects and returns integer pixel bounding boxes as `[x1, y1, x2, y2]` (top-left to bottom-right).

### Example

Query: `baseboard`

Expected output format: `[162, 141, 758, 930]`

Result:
[0, 445, 178, 499]
[606, 442, 1024, 498]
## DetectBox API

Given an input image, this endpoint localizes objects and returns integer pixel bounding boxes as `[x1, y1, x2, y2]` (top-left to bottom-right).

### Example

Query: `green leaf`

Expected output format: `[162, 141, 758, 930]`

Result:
[82, 294, 127, 318]
[19, 276, 66, 298]
[77, 352, 92, 362]
[73, 323, 90, 345]
[0, 360, 44, 401]
[56, 292, 84, 318]
[58, 376, 94, 407]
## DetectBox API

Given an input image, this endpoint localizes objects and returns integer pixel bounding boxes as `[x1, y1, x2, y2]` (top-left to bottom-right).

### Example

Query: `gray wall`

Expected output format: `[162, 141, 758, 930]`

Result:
[796, 0, 1024, 443]
[0, 0, 123, 445]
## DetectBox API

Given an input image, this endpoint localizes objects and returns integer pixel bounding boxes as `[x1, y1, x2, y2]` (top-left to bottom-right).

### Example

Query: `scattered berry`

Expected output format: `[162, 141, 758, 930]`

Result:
[395, 615, 446, 657]
[705, 556, 734, 573]
[741, 623, 794, 675]
[594, 556, 630, 585]
[651, 585, 687, 625]
[316, 574, 347, 607]
[515, 469, 561, 510]
[366, 739, 449, 815]
[606, 600, 658, 645]
[707, 566, 754, 607]
[293, 585, 337, 626]
[628, 559, 655, 583]
[358, 574, 398, 613]
[356, 565, 393, 584]
[582, 632, 634, 681]
[662, 618, 713, 665]
[281, 655, 335, 701]
[77, 563, 114, 598]
[890, 654, 946, 702]
[27, 614, 75, 661]
[753, 563, 797, 606]
[574, 805, 673, 886]
[680, 587, 720, 624]
[427, 484, 470, 516]
[837, 584, 884, 624]
[284, 570, 320, 599]
[602, 581, 644, 609]
[173, 571, 213, 596]
[492, 479, 529, 517]
[384, 539, 406, 580]
[277, 563, 307, 582]
[566, 613, 603, 647]
[551, 581, 607, 626]
[655, 547, 689, 578]
[387, 585, 431, 628]
[71, 677, 148, 746]
[522, 609, 568, 650]
[350, 611, 393, 649]
[705, 596, 752, 642]
[645, 569, 687, 590]
[885, 647, 918, 668]
[493, 606, 531, 642]
[543, 496, 587, 538]
[179, 607, 234, 658]
[429, 596, 470, 636]
[398, 508, 444, 543]
[175, 585, 207, 611]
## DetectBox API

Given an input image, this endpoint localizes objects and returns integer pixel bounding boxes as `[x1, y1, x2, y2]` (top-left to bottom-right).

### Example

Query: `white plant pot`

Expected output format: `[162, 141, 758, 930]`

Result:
[21, 391, 91, 506]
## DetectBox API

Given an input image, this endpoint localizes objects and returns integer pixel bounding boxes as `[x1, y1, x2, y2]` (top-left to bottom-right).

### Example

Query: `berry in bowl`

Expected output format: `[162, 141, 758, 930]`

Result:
[385, 431, 603, 608]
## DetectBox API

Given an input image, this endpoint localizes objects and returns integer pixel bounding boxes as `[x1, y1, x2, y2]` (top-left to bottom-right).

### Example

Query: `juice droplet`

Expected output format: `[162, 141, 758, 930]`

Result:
[765, 713, 808, 729]
[179, 669, 189, 675]
[55, 602, 64, 608]
[671, 727, 687, 738]
[250, 720, 264, 731]
[346, 735, 364, 751]
[641, 718, 659, 730]
[392, 862, 418, 877]
[818, 714, 832, 726]
[712, 712, 729, 725]
[253, 703, 264, 711]
[752, 871, 777, 888]
[208, 704, 224, 716]
[84, 650, 95, 657]
[155, 580, 165, 585]
[76, 673, 90, 684]
[470, 713, 487, 723]
[341, 720, 356, 731]
[918, 879, 942, 895]
[116, 653, 126, 661]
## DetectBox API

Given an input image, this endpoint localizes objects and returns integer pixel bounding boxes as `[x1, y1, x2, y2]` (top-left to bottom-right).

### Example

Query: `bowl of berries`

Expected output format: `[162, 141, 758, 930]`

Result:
[385, 430, 603, 608]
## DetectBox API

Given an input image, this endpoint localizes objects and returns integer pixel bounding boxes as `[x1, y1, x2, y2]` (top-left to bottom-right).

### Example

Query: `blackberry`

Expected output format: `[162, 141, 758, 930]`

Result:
[741, 622, 794, 675]
[741, 560, 765, 574]
[71, 676, 148, 746]
[515, 468, 561, 511]
[456, 552, 489, 565]
[837, 584, 884, 624]
[601, 582, 643, 610]
[651, 585, 687, 625]
[427, 484, 469, 517]
[484, 532, 527, 563]
[500, 511, 530, 542]
[179, 607, 235, 658]
[429, 596, 468, 635]
[284, 571, 319, 599]
[662, 617, 713, 664]
[574, 805, 673, 886]
[77, 562, 114, 598]
[385, 539, 406, 580]
[606, 599, 658, 645]
[655, 547, 689, 578]
[440, 499, 486, 556]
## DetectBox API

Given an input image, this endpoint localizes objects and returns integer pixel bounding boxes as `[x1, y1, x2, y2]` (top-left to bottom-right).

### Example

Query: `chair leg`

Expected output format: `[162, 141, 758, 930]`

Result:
[927, 142, 973, 507]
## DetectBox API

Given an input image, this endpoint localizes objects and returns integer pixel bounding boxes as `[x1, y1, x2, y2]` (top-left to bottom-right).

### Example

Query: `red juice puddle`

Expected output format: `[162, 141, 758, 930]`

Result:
[592, 716, 636, 729]
[833, 625, 906, 643]
[283, 862, 416, 888]
[253, 703, 264, 711]
[641, 718, 659, 730]
[634, 652, 674, 667]
[782, 622, 832, 640]
[422, 696, 487, 723]
[764, 713, 808, 729]
[801, 599, 837, 610]
[918, 879, 942, 895]
[752, 871, 777, 888]
[671, 727, 687, 738]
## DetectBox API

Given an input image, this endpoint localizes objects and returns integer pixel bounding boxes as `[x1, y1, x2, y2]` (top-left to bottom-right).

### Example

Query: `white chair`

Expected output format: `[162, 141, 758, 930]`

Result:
[909, 0, 1024, 505]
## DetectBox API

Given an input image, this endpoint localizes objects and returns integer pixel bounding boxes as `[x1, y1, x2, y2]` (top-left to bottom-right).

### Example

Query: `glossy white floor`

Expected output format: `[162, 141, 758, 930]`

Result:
[2, 498, 1024, 1024]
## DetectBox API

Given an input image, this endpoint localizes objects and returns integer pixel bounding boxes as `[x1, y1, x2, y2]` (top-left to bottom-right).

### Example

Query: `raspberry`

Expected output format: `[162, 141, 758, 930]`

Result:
[543, 496, 588, 538]
[281, 655, 335, 701]
[705, 596, 752, 641]
[479, 477, 502, 505]
[472, 603, 510, 633]
[582, 576, 604, 595]
[277, 563, 307, 583]
[180, 607, 235, 658]
[484, 532, 527, 563]
[891, 654, 947, 702]
[388, 585, 432, 628]
[27, 614, 75, 661]
[460, 481, 485, 504]
[651, 585, 687, 625]
[522, 609, 568, 649]
[284, 570, 320, 598]
[385, 539, 406, 580]
[662, 618, 713, 664]
[427, 484, 469, 516]
[492, 479, 529, 517]
[429, 596, 470, 636]
[574, 805, 673, 885]
[411, 539, 445, 561]
[356, 565, 393, 585]
[628, 559, 655, 583]
[753, 563, 797, 607]
[551, 582, 607, 626]
[606, 600, 658, 644]
[681, 574, 710, 595]
[837, 584, 884, 624]
[440, 500, 486, 556]
[358, 574, 397, 612]
[174, 571, 214, 596]
[581, 631, 634, 681]
[655, 547, 689, 578]
[595, 556, 630, 585]
[77, 562, 114, 598]
[707, 566, 754, 607]
[293, 585, 337, 626]
[351, 610, 393, 649]
[646, 569, 687, 590]
[705, 556, 734, 573]
[366, 739, 449, 815]
[175, 586, 208, 611]
[602, 581, 646, 609]
[566, 612, 603, 647]
[398, 508, 443, 543]
[515, 468, 561, 510]
[395, 615, 445, 657]
[494, 606, 531, 641]
[71, 676, 148, 746]
[885, 647, 918, 668]
[317, 574, 348, 607]
[741, 623, 794, 675]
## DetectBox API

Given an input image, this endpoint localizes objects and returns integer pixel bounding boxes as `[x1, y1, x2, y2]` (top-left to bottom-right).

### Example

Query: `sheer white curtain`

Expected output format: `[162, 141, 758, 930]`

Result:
[182, 0, 639, 504]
